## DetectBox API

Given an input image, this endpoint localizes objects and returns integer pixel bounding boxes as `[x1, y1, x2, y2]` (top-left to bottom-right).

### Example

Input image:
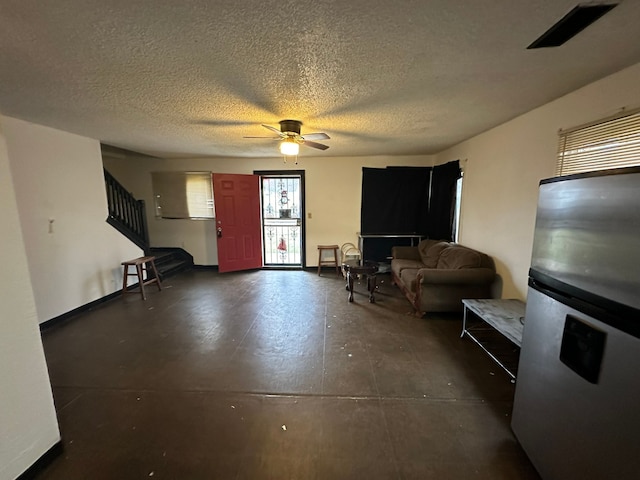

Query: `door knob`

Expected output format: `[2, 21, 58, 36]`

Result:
[217, 226, 223, 237]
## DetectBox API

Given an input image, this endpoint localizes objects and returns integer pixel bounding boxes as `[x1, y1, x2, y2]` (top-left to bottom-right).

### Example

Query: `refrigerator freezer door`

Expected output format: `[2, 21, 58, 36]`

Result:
[559, 314, 606, 384]
[531, 170, 640, 310]
[512, 287, 640, 480]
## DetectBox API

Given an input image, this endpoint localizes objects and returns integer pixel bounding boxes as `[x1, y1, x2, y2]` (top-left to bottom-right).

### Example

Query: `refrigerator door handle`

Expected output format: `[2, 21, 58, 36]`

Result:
[529, 276, 640, 340]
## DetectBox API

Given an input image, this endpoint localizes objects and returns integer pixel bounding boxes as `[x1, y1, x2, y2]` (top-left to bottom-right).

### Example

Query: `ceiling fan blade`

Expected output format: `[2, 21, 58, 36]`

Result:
[301, 132, 330, 141]
[262, 124, 283, 135]
[243, 136, 280, 139]
[302, 140, 330, 150]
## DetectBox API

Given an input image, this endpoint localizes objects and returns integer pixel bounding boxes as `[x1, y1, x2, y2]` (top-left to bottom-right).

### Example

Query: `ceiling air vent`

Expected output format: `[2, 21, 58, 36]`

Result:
[527, 3, 618, 49]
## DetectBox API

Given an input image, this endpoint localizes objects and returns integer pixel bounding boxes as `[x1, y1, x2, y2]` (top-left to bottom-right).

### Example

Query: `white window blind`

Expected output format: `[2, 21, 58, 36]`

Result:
[186, 174, 215, 218]
[556, 109, 640, 176]
[152, 172, 214, 219]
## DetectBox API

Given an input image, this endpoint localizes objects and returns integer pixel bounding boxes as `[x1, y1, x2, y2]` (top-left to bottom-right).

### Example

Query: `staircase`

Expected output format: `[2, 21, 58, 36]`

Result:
[149, 248, 194, 280]
[104, 169, 194, 279]
[104, 168, 149, 251]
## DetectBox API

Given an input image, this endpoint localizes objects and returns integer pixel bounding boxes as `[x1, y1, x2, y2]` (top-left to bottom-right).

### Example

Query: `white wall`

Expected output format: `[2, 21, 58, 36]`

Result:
[437, 61, 640, 300]
[2, 116, 143, 324]
[0, 125, 60, 479]
[103, 154, 436, 266]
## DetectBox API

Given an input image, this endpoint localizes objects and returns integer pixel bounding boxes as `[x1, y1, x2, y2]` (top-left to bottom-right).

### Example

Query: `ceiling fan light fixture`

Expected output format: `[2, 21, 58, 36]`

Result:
[244, 120, 329, 157]
[279, 138, 299, 156]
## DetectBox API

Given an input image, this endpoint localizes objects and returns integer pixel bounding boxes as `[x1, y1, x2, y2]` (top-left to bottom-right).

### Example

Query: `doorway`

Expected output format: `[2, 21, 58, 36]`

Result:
[255, 170, 305, 268]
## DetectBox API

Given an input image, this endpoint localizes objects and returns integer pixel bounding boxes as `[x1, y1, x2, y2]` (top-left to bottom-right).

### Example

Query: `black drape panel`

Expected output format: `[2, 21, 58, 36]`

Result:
[360, 161, 461, 240]
[426, 160, 461, 241]
[361, 167, 431, 234]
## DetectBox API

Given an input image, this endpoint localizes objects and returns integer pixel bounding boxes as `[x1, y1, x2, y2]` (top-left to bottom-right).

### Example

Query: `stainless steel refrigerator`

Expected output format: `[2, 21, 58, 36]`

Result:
[512, 167, 640, 480]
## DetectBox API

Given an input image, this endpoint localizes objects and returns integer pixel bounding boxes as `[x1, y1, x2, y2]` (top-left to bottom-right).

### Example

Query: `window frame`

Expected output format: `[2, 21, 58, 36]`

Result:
[151, 171, 215, 220]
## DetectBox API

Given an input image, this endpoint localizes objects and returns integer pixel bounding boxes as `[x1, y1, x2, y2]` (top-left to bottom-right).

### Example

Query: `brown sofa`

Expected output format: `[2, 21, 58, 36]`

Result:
[391, 239, 495, 315]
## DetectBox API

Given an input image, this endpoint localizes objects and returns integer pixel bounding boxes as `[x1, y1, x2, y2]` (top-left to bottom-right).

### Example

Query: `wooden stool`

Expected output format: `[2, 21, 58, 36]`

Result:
[121, 256, 162, 300]
[317, 245, 340, 276]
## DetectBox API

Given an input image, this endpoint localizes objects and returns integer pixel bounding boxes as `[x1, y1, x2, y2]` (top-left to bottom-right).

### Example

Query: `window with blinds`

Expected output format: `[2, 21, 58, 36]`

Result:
[152, 172, 215, 219]
[556, 109, 640, 176]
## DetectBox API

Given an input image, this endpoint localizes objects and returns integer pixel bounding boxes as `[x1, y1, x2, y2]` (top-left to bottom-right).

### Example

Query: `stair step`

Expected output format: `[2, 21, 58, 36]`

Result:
[153, 256, 178, 267]
[157, 260, 187, 272]
[149, 248, 194, 279]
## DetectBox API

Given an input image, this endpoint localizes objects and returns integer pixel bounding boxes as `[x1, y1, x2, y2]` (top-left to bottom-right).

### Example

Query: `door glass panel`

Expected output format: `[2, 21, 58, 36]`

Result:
[261, 176, 302, 266]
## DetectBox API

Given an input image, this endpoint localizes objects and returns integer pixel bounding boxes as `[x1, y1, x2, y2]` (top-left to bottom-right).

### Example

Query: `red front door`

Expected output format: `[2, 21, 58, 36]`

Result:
[213, 173, 263, 273]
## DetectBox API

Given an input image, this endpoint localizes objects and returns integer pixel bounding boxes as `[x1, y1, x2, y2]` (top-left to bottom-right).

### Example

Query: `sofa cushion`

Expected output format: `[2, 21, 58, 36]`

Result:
[436, 246, 482, 269]
[417, 239, 440, 258]
[391, 259, 424, 278]
[419, 241, 450, 268]
[399, 268, 419, 293]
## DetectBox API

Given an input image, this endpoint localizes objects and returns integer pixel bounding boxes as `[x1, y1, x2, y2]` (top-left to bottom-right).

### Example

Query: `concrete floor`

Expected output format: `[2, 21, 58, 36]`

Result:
[38, 269, 540, 479]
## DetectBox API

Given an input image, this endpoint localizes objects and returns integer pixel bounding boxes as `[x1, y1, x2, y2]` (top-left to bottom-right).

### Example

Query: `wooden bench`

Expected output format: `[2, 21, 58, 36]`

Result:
[121, 256, 162, 300]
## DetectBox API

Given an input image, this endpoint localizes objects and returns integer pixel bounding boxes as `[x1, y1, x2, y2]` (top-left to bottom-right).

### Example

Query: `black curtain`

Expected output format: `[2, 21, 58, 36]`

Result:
[426, 160, 462, 241]
[360, 167, 431, 234]
[360, 161, 461, 239]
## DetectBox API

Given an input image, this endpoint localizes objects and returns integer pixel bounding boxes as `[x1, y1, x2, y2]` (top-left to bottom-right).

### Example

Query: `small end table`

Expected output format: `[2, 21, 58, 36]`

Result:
[342, 260, 378, 303]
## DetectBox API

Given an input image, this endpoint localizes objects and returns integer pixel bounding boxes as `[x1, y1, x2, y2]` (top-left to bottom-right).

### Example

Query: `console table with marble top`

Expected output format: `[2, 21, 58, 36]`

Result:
[461, 298, 526, 382]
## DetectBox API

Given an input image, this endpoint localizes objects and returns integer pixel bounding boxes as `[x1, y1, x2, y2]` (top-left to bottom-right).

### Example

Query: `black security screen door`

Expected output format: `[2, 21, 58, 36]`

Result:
[256, 171, 306, 267]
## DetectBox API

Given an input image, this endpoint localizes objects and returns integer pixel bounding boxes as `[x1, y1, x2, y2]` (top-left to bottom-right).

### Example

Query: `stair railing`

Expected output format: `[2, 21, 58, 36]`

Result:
[104, 169, 149, 252]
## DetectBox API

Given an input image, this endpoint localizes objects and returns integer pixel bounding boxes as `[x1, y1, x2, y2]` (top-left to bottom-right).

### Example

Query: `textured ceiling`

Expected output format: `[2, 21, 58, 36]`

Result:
[1, 0, 640, 159]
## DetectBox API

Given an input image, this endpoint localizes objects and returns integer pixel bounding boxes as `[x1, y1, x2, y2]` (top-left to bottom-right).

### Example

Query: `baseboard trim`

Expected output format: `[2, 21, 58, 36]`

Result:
[16, 440, 63, 480]
[193, 264, 219, 271]
[192, 265, 321, 272]
[39, 286, 137, 332]
[264, 266, 306, 271]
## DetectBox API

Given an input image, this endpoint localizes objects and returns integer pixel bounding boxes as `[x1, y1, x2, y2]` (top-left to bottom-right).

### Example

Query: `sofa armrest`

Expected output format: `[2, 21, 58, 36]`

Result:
[417, 268, 495, 286]
[391, 246, 421, 261]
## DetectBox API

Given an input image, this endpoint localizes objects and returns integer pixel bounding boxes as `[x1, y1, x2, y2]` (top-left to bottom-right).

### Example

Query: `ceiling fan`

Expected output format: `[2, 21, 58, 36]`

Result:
[244, 119, 330, 156]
